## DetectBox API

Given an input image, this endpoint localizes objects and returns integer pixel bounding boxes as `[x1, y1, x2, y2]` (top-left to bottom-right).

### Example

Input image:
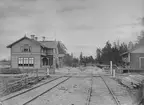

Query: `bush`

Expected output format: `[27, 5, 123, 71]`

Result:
[0, 68, 21, 74]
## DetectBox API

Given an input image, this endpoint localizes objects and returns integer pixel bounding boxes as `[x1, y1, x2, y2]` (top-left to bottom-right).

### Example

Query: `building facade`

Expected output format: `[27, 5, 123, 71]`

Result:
[7, 35, 66, 69]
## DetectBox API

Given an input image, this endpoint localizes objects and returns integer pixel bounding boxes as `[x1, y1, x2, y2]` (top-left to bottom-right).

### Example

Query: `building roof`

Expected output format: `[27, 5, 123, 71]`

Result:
[7, 36, 67, 55]
[131, 46, 144, 53]
[39, 41, 58, 48]
[7, 36, 46, 48]
[120, 51, 129, 56]
[121, 45, 144, 56]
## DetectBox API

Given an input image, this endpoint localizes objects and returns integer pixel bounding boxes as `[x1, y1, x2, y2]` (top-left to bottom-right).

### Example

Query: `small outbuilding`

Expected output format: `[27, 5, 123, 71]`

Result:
[121, 45, 144, 69]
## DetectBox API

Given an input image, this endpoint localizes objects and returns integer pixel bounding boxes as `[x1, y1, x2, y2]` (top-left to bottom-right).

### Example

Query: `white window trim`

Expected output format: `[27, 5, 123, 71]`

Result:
[18, 57, 34, 67]
[22, 44, 32, 53]
[29, 58, 34, 66]
[18, 58, 23, 66]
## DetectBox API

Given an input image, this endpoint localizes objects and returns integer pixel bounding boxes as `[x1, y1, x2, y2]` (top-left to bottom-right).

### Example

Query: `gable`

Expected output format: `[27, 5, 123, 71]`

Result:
[11, 38, 41, 53]
[7, 36, 45, 48]
[12, 38, 38, 47]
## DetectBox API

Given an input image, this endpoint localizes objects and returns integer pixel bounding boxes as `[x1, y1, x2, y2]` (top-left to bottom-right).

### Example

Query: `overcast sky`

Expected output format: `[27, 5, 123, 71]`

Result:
[0, 0, 144, 59]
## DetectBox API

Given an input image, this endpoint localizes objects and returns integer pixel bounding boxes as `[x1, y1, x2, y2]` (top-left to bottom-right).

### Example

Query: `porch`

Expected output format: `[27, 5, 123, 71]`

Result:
[41, 55, 53, 67]
[41, 55, 55, 74]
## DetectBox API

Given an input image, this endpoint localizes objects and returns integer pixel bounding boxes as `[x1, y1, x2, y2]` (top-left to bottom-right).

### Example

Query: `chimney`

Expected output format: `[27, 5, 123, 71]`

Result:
[35, 37, 38, 41]
[42, 36, 45, 41]
[31, 35, 35, 40]
[128, 41, 133, 50]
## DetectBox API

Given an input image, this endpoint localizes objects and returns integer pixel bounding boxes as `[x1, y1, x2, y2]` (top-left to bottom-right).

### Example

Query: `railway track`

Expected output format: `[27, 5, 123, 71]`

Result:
[23, 76, 71, 105]
[85, 74, 93, 105]
[100, 76, 121, 105]
[85, 74, 121, 105]
[1, 75, 71, 105]
[1, 70, 121, 105]
[1, 76, 63, 102]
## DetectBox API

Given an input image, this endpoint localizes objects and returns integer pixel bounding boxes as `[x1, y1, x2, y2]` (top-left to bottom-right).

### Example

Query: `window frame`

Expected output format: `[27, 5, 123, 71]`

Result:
[29, 58, 34, 67]
[21, 44, 32, 53]
[18, 58, 23, 67]
[18, 57, 34, 67]
[23, 58, 28, 66]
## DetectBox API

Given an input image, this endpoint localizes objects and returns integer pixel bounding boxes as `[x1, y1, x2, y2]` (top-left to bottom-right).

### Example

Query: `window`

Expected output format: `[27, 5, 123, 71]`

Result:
[18, 58, 23, 66]
[21, 44, 31, 52]
[29, 58, 34, 67]
[18, 57, 34, 67]
[24, 58, 28, 66]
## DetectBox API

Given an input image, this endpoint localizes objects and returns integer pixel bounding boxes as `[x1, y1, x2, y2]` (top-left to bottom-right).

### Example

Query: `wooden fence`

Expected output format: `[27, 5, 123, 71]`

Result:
[115, 68, 144, 74]
[0, 68, 51, 96]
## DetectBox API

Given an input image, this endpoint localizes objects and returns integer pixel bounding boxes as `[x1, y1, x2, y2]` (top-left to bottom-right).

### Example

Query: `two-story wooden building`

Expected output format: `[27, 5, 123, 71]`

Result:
[7, 35, 66, 69]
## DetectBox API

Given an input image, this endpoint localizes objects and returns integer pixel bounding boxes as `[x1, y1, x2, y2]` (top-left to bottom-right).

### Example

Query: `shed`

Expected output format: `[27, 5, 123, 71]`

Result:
[121, 46, 144, 69]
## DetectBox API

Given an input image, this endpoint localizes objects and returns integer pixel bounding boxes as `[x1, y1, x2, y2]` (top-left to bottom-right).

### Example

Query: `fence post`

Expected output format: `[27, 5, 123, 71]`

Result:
[113, 69, 115, 77]
[36, 69, 38, 81]
[25, 74, 28, 87]
[2, 77, 8, 92]
[110, 61, 113, 75]
[46, 67, 50, 77]
[141, 82, 144, 104]
[26, 69, 28, 75]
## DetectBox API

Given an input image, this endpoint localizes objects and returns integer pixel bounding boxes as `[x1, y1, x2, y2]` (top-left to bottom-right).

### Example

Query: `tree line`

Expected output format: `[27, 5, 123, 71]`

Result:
[63, 17, 144, 67]
[96, 41, 128, 66]
[63, 52, 95, 67]
[63, 31, 144, 67]
[96, 17, 144, 66]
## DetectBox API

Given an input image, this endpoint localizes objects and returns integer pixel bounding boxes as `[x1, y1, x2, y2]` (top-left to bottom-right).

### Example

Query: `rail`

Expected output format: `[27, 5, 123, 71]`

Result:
[86, 74, 93, 105]
[100, 76, 121, 105]
[23, 76, 71, 105]
[1, 74, 69, 102]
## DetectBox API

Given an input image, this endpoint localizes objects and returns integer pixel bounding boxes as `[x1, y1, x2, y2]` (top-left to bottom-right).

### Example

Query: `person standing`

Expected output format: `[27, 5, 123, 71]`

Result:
[46, 67, 50, 77]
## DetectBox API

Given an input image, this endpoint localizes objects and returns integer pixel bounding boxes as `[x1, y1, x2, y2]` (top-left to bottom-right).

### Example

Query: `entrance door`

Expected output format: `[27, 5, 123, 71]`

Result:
[42, 57, 49, 66]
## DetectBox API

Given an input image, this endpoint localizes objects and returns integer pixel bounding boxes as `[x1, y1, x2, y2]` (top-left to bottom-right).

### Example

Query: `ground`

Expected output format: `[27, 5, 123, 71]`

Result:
[0, 66, 134, 105]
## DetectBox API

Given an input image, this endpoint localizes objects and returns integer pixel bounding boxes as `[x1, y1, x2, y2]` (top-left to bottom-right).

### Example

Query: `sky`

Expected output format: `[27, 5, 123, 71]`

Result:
[0, 0, 144, 59]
